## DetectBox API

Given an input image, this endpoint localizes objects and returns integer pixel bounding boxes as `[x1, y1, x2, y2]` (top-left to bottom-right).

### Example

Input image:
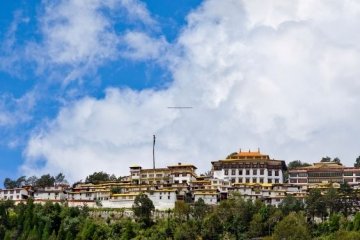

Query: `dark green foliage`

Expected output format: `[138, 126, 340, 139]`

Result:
[272, 212, 311, 240]
[287, 160, 311, 169]
[3, 178, 17, 189]
[354, 155, 360, 167]
[132, 193, 155, 227]
[279, 194, 304, 215]
[36, 174, 56, 188]
[85, 171, 113, 183]
[2, 189, 360, 239]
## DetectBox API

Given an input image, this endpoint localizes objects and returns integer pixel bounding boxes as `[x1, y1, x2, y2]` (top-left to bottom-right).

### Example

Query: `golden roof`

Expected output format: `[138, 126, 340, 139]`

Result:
[220, 149, 272, 161]
[304, 162, 344, 169]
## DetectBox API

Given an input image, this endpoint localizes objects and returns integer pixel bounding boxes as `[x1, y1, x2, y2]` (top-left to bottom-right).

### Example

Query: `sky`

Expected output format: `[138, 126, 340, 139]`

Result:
[1, 0, 360, 185]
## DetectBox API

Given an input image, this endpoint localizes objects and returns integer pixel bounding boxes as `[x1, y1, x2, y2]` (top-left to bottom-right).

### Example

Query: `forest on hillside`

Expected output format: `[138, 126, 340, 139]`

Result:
[2, 184, 360, 240]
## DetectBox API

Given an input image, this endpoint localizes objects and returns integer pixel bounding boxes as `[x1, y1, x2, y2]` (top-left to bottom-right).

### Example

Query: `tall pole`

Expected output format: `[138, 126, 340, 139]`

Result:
[153, 135, 156, 169]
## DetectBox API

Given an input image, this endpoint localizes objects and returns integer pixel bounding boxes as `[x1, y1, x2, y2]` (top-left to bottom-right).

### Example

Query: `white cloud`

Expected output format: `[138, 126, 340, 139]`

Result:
[122, 31, 168, 60]
[23, 0, 360, 181]
[26, 0, 157, 84]
[0, 91, 36, 128]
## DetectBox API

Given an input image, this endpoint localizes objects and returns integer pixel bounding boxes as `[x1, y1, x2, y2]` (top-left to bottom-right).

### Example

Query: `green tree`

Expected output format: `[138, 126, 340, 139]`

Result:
[333, 157, 341, 164]
[201, 213, 223, 240]
[248, 213, 264, 238]
[174, 201, 191, 221]
[3, 178, 17, 189]
[321, 156, 332, 162]
[279, 195, 304, 215]
[25, 176, 38, 186]
[192, 198, 209, 221]
[306, 189, 327, 221]
[85, 172, 110, 183]
[16, 176, 27, 187]
[174, 220, 198, 240]
[287, 160, 311, 169]
[55, 173, 67, 184]
[272, 212, 311, 240]
[36, 174, 55, 188]
[354, 156, 360, 168]
[132, 193, 155, 227]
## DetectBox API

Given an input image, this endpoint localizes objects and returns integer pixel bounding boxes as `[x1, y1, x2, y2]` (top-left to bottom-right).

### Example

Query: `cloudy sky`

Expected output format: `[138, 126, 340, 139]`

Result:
[1, 0, 360, 183]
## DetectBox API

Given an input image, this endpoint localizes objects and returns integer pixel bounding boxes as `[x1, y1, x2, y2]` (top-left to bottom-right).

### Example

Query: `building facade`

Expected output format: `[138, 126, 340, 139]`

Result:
[289, 162, 360, 186]
[212, 150, 287, 184]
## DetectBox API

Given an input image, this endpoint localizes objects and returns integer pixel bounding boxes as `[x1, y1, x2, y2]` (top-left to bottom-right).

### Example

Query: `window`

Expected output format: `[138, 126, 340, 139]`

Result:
[182, 173, 187, 177]
[246, 170, 250, 175]
[16, 190, 20, 193]
[141, 174, 147, 178]
[290, 179, 297, 183]
[298, 173, 307, 177]
[231, 170, 236, 175]
[253, 169, 257, 175]
[231, 178, 236, 183]
[174, 180, 179, 184]
[344, 172, 353, 176]
[268, 170, 272, 176]
[246, 178, 250, 183]
[238, 178, 243, 183]
[174, 173, 179, 177]
[275, 170, 279, 176]
[239, 170, 242, 175]
[260, 178, 264, 183]
[225, 170, 229, 175]
[252, 178, 257, 183]
[168, 195, 170, 199]
[275, 179, 279, 183]
[182, 180, 187, 183]
[260, 169, 264, 175]
[159, 196, 162, 199]
[156, 174, 163, 177]
[149, 174, 154, 178]
[268, 179, 272, 183]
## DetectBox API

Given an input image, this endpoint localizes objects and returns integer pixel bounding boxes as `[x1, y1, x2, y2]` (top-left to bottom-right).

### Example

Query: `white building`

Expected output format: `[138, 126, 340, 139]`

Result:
[34, 186, 68, 203]
[103, 189, 177, 210]
[212, 150, 287, 184]
[0, 188, 29, 203]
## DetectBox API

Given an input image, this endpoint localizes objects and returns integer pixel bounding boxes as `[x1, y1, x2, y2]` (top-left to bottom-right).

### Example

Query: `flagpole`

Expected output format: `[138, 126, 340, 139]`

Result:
[153, 135, 156, 170]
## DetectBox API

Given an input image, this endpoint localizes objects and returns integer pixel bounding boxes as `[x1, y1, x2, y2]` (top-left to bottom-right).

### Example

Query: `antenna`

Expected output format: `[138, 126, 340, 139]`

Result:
[153, 135, 156, 169]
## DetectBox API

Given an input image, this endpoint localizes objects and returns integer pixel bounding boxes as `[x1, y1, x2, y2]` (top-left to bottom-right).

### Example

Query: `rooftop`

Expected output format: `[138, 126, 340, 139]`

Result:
[223, 149, 271, 161]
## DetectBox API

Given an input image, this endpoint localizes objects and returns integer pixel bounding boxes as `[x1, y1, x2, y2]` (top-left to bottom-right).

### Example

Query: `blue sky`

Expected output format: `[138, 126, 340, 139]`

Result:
[1, 0, 360, 185]
[0, 0, 202, 184]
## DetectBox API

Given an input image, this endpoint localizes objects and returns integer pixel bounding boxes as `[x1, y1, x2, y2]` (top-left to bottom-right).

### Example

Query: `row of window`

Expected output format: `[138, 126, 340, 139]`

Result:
[140, 173, 189, 178]
[230, 178, 280, 184]
[2, 190, 21, 194]
[2, 195, 21, 200]
[224, 169, 279, 176]
[290, 179, 308, 183]
[289, 173, 308, 177]
[308, 172, 342, 177]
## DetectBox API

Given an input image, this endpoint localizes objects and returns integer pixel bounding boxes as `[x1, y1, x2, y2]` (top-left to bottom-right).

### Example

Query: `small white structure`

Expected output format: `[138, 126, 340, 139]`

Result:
[102, 189, 177, 210]
[194, 190, 218, 205]
[0, 188, 29, 203]
[34, 186, 68, 203]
